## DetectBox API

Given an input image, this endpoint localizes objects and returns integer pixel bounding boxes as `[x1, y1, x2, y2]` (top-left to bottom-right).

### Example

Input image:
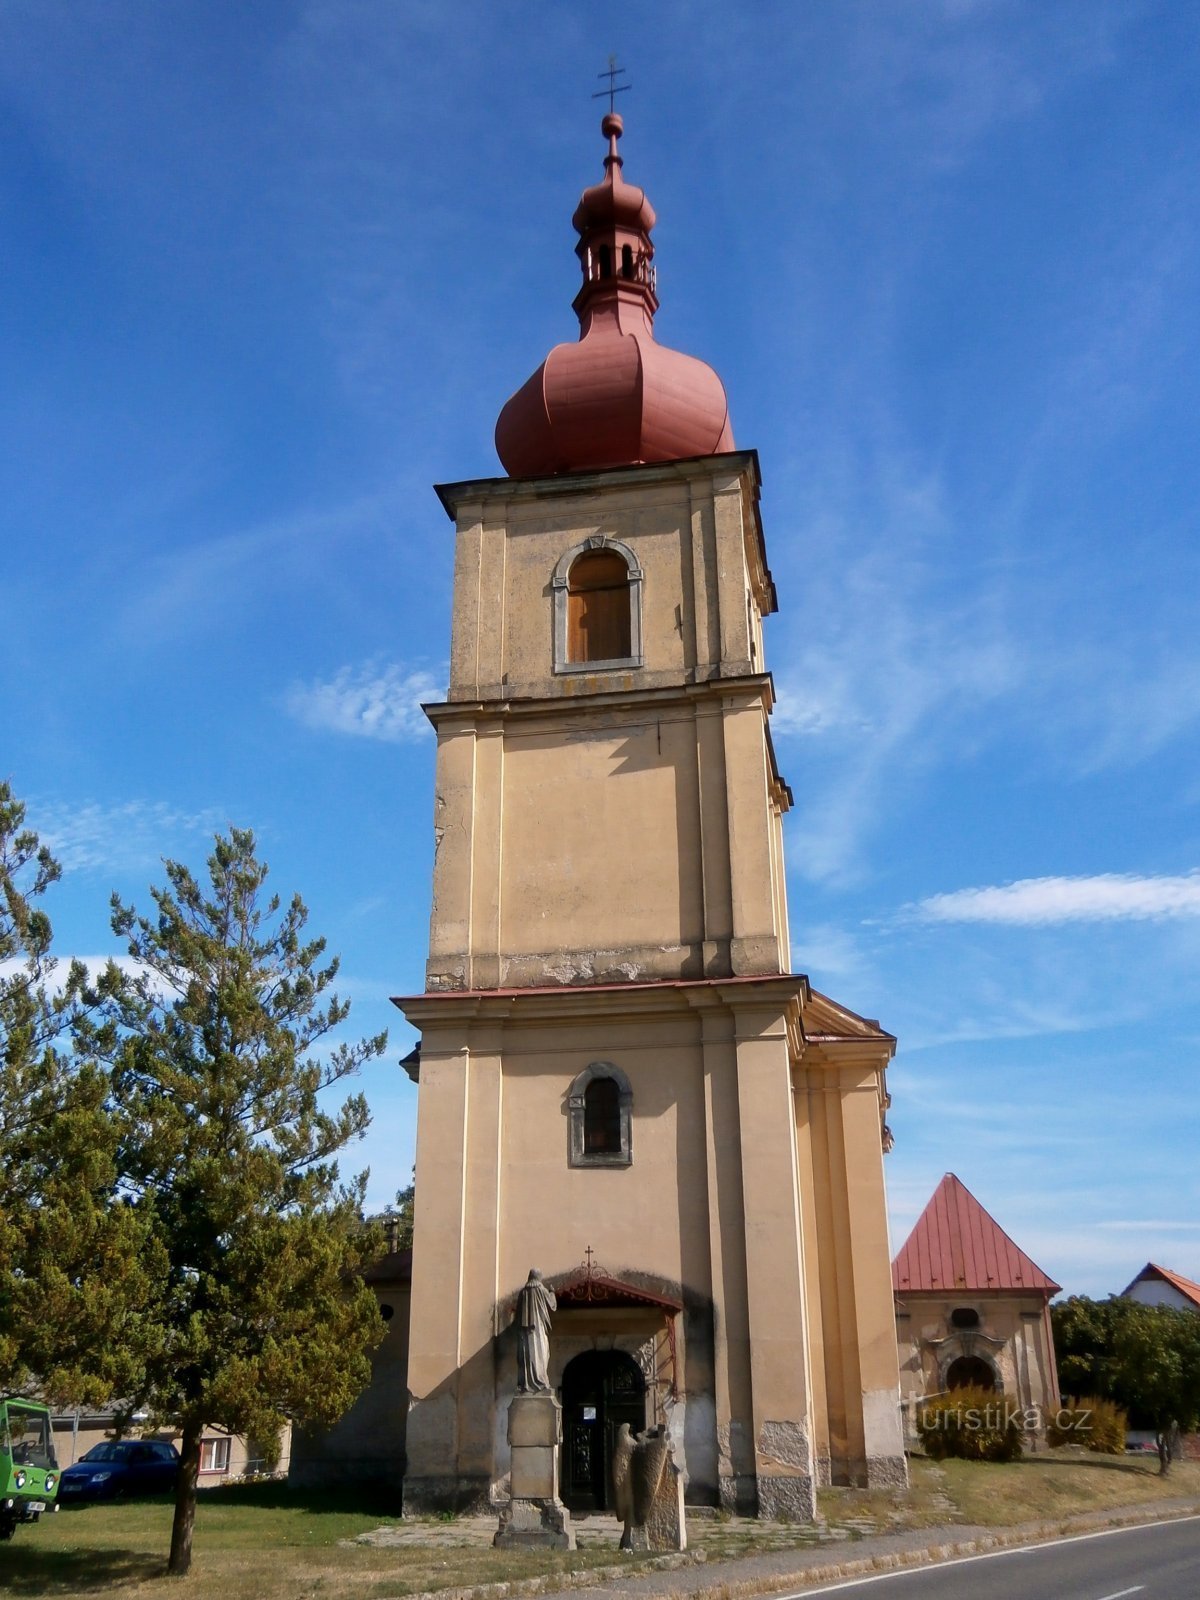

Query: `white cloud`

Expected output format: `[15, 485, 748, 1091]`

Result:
[32, 799, 224, 875]
[1095, 1220, 1200, 1234]
[0, 954, 172, 999]
[285, 660, 440, 744]
[915, 871, 1200, 927]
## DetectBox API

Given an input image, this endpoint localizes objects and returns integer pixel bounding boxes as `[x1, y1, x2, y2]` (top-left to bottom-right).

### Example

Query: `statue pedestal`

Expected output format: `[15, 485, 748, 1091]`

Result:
[494, 1394, 575, 1550]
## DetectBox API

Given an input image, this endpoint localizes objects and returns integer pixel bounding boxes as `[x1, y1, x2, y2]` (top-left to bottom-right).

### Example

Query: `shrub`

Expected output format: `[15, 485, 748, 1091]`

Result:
[916, 1385, 1027, 1462]
[1046, 1397, 1127, 1454]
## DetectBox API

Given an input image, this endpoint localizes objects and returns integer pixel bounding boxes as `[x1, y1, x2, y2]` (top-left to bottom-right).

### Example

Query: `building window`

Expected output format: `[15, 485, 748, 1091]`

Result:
[583, 1076, 622, 1155]
[567, 550, 631, 662]
[568, 1062, 633, 1168]
[950, 1307, 980, 1330]
[199, 1436, 231, 1474]
[553, 538, 643, 674]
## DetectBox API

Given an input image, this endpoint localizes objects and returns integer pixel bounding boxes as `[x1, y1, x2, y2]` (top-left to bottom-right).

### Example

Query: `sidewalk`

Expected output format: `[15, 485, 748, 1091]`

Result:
[363, 1491, 1200, 1600]
[585, 1493, 1200, 1600]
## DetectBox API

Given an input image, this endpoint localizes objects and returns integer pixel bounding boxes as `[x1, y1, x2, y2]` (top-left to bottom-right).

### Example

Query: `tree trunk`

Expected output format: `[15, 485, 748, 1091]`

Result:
[168, 1417, 203, 1576]
[1158, 1420, 1182, 1476]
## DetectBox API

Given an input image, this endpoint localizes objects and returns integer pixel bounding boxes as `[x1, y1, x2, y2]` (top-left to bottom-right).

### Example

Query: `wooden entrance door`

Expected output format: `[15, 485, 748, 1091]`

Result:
[560, 1350, 646, 1511]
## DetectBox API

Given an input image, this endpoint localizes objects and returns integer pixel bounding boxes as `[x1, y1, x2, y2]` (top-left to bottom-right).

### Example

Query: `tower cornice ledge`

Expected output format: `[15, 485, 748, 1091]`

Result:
[394, 972, 811, 1028]
[436, 448, 760, 516]
[422, 671, 778, 723]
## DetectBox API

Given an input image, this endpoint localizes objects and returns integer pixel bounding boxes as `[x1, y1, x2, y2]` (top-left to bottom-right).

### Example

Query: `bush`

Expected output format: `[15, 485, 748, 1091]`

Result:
[1046, 1396, 1127, 1454]
[916, 1385, 1027, 1462]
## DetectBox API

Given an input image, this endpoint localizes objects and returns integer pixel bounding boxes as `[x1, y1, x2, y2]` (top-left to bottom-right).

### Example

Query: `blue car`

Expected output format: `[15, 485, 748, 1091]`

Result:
[58, 1439, 180, 1502]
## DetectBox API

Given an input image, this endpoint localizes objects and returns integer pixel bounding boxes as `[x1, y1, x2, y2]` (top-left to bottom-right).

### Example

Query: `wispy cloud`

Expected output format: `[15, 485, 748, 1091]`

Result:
[0, 955, 173, 1000]
[117, 489, 411, 644]
[914, 871, 1200, 927]
[32, 799, 224, 875]
[285, 660, 440, 744]
[1095, 1220, 1200, 1234]
[770, 480, 1022, 883]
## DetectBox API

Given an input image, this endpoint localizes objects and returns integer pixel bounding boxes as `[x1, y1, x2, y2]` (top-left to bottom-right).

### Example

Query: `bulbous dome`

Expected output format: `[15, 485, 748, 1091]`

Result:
[495, 114, 734, 479]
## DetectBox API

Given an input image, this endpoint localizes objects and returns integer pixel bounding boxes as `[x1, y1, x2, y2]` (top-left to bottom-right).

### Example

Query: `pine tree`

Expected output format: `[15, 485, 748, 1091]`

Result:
[109, 828, 387, 1575]
[0, 782, 153, 1403]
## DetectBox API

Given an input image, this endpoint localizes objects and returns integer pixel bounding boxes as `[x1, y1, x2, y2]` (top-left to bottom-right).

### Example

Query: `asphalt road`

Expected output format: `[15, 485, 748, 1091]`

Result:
[789, 1514, 1200, 1600]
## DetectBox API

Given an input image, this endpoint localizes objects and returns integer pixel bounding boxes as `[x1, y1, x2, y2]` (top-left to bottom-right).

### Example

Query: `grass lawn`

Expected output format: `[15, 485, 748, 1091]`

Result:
[2, 1456, 1198, 1598]
[814, 1451, 1200, 1536]
[0, 1485, 636, 1600]
[926, 1450, 1200, 1527]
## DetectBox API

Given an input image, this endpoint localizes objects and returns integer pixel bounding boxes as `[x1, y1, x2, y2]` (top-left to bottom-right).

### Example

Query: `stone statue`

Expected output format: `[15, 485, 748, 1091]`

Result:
[611, 1423, 683, 1551]
[515, 1268, 556, 1393]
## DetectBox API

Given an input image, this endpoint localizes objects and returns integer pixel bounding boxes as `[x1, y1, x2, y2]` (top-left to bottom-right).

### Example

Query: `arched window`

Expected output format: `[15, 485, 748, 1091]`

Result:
[552, 538, 643, 674]
[568, 1062, 632, 1168]
[583, 1076, 621, 1155]
[950, 1307, 980, 1330]
[567, 550, 631, 663]
[598, 244, 613, 280]
[621, 243, 634, 280]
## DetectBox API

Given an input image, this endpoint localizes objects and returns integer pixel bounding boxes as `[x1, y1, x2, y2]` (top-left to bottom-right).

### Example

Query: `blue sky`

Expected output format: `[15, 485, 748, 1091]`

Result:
[3, 0, 1198, 1298]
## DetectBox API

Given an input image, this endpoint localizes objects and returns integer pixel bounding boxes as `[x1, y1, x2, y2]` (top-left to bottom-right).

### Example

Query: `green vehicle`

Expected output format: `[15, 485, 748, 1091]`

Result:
[1, 1398, 59, 1539]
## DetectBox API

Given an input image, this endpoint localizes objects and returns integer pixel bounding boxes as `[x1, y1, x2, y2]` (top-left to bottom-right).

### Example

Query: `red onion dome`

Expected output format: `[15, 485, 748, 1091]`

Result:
[495, 114, 733, 478]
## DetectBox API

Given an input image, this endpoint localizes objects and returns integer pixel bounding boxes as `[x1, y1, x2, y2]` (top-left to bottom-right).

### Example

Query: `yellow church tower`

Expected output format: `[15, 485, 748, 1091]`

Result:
[397, 112, 905, 1517]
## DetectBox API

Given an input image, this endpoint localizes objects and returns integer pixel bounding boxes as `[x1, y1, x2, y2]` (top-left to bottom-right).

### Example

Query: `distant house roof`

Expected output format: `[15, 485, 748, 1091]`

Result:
[892, 1172, 1060, 1295]
[364, 1247, 412, 1286]
[1121, 1261, 1200, 1311]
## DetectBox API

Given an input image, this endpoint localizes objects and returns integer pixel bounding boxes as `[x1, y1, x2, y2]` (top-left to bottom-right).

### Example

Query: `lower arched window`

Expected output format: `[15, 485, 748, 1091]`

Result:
[568, 1062, 632, 1168]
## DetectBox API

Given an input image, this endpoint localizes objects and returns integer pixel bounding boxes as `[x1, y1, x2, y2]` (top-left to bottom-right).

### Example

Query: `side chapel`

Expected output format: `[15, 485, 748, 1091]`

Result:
[298, 112, 907, 1517]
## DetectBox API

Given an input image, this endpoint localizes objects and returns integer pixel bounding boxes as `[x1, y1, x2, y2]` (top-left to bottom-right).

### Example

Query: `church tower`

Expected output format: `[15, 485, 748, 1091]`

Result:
[397, 114, 905, 1516]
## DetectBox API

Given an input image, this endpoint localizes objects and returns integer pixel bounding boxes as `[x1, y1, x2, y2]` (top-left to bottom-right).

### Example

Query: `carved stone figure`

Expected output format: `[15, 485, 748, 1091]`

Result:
[516, 1268, 556, 1393]
[611, 1423, 684, 1551]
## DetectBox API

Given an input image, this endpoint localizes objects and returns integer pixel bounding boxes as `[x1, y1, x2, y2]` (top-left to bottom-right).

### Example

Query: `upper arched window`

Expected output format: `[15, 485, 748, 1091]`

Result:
[583, 1075, 622, 1155]
[950, 1307, 980, 1331]
[567, 1062, 633, 1168]
[567, 550, 631, 664]
[552, 538, 643, 674]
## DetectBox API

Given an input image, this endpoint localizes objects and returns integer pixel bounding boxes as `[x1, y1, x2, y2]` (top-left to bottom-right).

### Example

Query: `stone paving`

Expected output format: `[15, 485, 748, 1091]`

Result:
[354, 1509, 860, 1554]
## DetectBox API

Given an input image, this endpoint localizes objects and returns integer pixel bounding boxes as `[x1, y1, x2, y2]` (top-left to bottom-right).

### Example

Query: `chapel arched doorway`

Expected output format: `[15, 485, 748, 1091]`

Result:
[560, 1350, 646, 1512]
[946, 1355, 996, 1391]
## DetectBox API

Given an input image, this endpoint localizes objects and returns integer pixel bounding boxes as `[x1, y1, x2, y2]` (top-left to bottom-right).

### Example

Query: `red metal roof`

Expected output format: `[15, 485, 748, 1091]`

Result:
[892, 1173, 1060, 1295]
[556, 1270, 681, 1313]
[1122, 1262, 1200, 1311]
[494, 113, 734, 478]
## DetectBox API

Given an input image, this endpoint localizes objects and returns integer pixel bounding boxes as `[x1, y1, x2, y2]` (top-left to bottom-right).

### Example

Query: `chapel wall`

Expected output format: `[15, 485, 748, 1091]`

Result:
[896, 1291, 1059, 1419]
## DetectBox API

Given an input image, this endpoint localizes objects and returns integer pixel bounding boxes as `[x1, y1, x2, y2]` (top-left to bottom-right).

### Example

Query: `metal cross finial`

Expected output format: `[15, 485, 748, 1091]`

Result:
[592, 55, 630, 115]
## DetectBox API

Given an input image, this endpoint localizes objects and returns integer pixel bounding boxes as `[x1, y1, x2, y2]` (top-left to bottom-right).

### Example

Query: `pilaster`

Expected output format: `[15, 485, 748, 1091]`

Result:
[730, 994, 816, 1520]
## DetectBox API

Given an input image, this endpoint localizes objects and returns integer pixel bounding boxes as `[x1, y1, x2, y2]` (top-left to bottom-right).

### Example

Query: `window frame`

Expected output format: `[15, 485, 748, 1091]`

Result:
[567, 1061, 633, 1169]
[199, 1436, 231, 1475]
[552, 537, 643, 674]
